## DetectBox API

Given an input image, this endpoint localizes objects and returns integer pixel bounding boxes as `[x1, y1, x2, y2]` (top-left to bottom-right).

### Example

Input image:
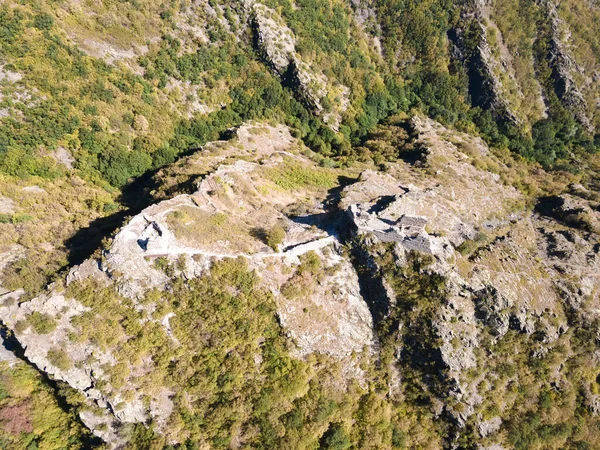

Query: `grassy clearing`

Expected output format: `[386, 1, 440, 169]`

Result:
[262, 159, 339, 191]
[166, 207, 258, 253]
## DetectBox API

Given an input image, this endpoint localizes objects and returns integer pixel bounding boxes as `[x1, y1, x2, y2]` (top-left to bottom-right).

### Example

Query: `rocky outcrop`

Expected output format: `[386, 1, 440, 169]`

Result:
[2, 118, 599, 448]
[537, 192, 600, 233]
[250, 3, 349, 130]
[0, 123, 375, 446]
[473, 286, 513, 337]
[251, 4, 296, 74]
[545, 0, 594, 132]
[344, 172, 458, 260]
[338, 117, 584, 435]
[473, 2, 524, 126]
[455, 0, 542, 127]
[0, 291, 163, 446]
[0, 62, 23, 108]
[349, 0, 383, 56]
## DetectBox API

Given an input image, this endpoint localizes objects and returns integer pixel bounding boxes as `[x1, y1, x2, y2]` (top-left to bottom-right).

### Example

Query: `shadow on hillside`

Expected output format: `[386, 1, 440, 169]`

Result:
[534, 195, 565, 218]
[288, 175, 393, 325]
[287, 175, 356, 235]
[64, 167, 164, 267]
[0, 322, 103, 447]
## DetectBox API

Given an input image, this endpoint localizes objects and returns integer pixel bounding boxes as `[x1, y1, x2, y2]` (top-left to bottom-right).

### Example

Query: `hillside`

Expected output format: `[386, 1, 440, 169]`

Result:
[0, 1, 600, 449]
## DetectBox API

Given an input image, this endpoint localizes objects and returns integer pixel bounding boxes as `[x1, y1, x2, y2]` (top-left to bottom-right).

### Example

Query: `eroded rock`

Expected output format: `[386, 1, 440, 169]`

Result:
[251, 3, 349, 129]
[0, 123, 375, 446]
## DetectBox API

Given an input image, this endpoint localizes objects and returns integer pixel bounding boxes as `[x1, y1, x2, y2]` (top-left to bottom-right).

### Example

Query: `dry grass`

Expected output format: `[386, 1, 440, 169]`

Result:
[166, 206, 260, 253]
[261, 158, 340, 191]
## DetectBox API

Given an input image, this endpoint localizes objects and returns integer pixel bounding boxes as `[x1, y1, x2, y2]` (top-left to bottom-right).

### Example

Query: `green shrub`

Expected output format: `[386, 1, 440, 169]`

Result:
[46, 348, 72, 371]
[456, 232, 488, 256]
[265, 224, 285, 251]
[28, 312, 57, 334]
[153, 257, 173, 277]
[0, 213, 33, 224]
[33, 12, 53, 30]
[298, 250, 321, 275]
[321, 423, 351, 450]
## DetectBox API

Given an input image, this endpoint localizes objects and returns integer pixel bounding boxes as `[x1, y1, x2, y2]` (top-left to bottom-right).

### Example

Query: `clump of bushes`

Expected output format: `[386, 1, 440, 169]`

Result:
[46, 348, 72, 371]
[28, 312, 57, 334]
[456, 231, 489, 256]
[265, 224, 285, 251]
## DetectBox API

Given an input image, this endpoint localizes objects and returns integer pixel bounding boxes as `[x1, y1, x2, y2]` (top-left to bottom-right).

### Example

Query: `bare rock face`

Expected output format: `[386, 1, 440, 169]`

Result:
[538, 193, 600, 233]
[1, 293, 95, 391]
[0, 63, 23, 110]
[349, 0, 383, 56]
[478, 415, 503, 438]
[251, 3, 349, 129]
[251, 4, 296, 74]
[0, 196, 15, 215]
[473, 286, 513, 337]
[472, 2, 526, 126]
[537, 226, 600, 324]
[0, 64, 22, 84]
[274, 242, 374, 362]
[545, 0, 594, 132]
[2, 118, 599, 448]
[0, 123, 375, 446]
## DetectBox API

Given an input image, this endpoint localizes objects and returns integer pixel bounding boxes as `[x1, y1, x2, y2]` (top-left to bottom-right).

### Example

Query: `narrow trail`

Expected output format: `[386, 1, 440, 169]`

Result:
[140, 235, 338, 261]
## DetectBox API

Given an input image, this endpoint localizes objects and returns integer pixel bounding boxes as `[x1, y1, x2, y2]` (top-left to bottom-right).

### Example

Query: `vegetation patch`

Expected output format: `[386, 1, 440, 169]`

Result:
[27, 312, 57, 335]
[263, 160, 339, 191]
[264, 223, 286, 251]
[0, 362, 94, 448]
[166, 207, 257, 252]
[46, 348, 72, 371]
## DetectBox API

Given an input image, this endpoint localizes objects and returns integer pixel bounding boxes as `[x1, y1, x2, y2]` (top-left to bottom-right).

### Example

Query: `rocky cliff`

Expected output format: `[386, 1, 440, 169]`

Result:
[0, 0, 599, 447]
[2, 119, 599, 448]
[251, 3, 350, 130]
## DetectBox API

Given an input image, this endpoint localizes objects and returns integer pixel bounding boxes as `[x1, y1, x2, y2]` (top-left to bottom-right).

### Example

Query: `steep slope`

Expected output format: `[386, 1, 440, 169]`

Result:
[2, 119, 600, 449]
[0, 0, 599, 449]
[460, 0, 600, 135]
[1, 124, 376, 446]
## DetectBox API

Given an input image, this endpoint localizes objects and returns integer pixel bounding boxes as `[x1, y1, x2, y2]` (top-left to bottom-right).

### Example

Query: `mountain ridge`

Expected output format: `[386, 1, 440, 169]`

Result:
[0, 1, 600, 449]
